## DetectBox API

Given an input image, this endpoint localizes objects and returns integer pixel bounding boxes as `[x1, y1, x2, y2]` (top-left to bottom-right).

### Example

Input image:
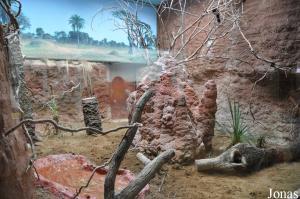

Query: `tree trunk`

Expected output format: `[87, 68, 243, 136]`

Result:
[104, 90, 154, 199]
[77, 28, 80, 47]
[0, 27, 33, 198]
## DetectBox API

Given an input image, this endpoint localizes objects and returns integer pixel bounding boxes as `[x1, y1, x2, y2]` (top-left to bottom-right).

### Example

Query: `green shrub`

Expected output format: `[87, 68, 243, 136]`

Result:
[48, 98, 59, 123]
[218, 99, 253, 147]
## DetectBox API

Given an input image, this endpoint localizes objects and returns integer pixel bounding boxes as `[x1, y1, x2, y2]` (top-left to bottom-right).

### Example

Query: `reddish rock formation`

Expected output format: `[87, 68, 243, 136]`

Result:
[0, 28, 33, 198]
[128, 56, 217, 163]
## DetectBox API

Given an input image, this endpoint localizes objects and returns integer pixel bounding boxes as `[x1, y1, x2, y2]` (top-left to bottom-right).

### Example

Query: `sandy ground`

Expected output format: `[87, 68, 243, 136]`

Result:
[34, 121, 300, 199]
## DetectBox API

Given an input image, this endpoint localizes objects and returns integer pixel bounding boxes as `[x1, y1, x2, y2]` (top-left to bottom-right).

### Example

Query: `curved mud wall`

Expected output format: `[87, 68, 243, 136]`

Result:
[157, 0, 300, 145]
[24, 59, 110, 125]
[0, 28, 33, 198]
[23, 59, 142, 123]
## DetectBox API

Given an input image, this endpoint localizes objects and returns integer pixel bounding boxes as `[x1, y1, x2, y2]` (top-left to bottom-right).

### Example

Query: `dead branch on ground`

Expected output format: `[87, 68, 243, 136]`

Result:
[105, 90, 175, 199]
[136, 152, 151, 165]
[71, 90, 174, 199]
[116, 149, 175, 199]
[195, 139, 300, 173]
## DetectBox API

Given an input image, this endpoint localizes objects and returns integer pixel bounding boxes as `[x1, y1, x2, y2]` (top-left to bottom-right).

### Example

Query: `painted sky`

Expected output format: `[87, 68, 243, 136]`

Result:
[21, 0, 157, 44]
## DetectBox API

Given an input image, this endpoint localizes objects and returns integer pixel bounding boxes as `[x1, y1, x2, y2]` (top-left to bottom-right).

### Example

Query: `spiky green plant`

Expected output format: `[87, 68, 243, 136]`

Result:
[218, 99, 253, 147]
[228, 100, 249, 145]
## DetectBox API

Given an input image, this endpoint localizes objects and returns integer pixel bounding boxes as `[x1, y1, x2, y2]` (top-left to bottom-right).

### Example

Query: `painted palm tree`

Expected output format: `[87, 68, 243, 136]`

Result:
[68, 14, 85, 46]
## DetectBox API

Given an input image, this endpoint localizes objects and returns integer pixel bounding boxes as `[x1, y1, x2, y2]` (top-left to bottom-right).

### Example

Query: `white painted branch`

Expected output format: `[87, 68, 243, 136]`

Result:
[136, 152, 151, 165]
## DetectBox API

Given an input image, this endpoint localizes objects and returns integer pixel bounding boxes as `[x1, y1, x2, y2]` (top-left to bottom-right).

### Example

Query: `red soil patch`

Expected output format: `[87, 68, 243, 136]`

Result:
[34, 154, 149, 199]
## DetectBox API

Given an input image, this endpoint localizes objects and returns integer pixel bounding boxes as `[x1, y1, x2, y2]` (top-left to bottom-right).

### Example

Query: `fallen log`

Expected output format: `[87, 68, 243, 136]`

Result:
[116, 149, 175, 199]
[195, 140, 300, 173]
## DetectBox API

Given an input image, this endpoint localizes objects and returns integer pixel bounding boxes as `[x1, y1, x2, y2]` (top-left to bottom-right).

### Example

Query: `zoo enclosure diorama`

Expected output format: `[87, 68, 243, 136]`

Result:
[0, 0, 299, 199]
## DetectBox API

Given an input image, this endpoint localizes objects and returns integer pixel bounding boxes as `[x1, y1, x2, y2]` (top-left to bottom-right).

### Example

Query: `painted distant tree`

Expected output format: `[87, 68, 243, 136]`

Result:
[54, 31, 67, 42]
[16, 13, 31, 31]
[68, 14, 85, 46]
[35, 27, 44, 38]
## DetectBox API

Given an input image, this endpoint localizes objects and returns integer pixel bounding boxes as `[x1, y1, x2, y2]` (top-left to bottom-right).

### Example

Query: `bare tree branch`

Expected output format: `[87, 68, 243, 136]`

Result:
[116, 149, 175, 199]
[0, 0, 19, 30]
[5, 119, 140, 136]
[136, 152, 151, 165]
[104, 90, 154, 199]
[236, 23, 292, 72]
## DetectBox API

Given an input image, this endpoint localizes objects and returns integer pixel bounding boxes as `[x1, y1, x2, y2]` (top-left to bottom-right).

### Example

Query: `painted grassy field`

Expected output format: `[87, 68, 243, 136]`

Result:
[21, 38, 157, 63]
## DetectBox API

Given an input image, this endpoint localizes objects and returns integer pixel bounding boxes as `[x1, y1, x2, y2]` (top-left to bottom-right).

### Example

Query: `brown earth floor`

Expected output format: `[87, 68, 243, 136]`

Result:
[34, 121, 300, 199]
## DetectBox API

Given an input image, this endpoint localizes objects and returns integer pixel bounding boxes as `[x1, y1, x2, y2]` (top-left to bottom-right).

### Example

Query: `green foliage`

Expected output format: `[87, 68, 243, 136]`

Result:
[36, 27, 44, 37]
[17, 13, 31, 31]
[47, 98, 59, 123]
[68, 14, 85, 46]
[219, 99, 253, 146]
[228, 100, 251, 145]
[68, 14, 85, 32]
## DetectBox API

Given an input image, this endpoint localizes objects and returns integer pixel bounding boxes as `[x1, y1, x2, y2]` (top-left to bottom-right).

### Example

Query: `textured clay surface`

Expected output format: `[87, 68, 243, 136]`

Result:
[0, 28, 33, 198]
[128, 56, 217, 163]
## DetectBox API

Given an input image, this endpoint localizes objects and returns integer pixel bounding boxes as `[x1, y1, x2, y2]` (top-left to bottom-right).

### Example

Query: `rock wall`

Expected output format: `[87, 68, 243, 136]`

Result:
[0, 28, 33, 198]
[157, 0, 300, 145]
[128, 56, 217, 163]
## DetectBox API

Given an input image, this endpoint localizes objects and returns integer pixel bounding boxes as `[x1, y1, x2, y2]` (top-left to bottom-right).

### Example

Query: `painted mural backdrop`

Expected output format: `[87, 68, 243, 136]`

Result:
[0, 0, 157, 63]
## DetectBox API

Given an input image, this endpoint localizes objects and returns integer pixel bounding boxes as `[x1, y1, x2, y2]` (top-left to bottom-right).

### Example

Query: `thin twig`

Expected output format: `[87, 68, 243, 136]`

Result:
[72, 162, 109, 199]
[22, 124, 36, 160]
[237, 23, 291, 72]
[248, 70, 269, 121]
[158, 172, 167, 193]
[32, 160, 40, 180]
[5, 119, 141, 136]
